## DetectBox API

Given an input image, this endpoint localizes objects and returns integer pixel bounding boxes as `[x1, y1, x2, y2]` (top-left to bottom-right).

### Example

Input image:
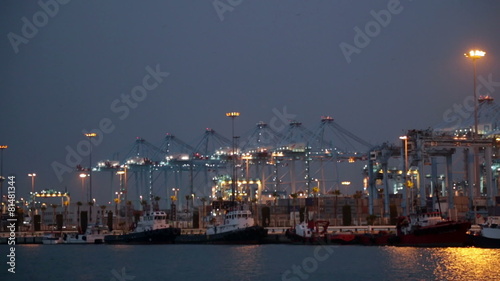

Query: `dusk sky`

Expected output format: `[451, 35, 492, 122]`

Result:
[1, 1, 499, 204]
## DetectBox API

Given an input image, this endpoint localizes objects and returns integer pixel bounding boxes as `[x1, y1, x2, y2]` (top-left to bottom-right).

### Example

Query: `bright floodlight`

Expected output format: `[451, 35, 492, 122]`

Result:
[465, 50, 486, 59]
[226, 112, 240, 117]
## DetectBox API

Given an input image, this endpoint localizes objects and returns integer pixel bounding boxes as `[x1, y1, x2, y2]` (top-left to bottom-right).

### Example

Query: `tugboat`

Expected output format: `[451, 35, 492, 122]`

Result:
[286, 221, 314, 243]
[370, 189, 471, 247]
[104, 211, 180, 244]
[389, 211, 471, 247]
[469, 216, 500, 248]
[285, 219, 330, 244]
[175, 208, 267, 244]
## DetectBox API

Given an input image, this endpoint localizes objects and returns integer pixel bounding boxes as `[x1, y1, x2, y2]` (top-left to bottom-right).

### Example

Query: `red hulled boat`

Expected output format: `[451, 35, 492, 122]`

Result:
[388, 212, 471, 247]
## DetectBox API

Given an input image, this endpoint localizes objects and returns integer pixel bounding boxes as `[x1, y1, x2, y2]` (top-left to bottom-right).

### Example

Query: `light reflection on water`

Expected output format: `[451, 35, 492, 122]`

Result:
[3, 244, 500, 281]
[227, 245, 263, 275]
[383, 247, 500, 281]
[432, 248, 500, 281]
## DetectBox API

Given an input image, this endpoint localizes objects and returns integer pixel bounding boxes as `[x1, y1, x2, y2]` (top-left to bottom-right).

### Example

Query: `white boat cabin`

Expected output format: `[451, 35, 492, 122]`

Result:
[64, 223, 109, 244]
[294, 222, 313, 238]
[481, 216, 500, 239]
[399, 212, 446, 235]
[408, 212, 445, 227]
[134, 211, 170, 232]
[206, 209, 255, 235]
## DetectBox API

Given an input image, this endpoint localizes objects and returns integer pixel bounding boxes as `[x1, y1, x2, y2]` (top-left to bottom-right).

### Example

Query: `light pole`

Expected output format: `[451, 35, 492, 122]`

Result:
[172, 188, 179, 204]
[226, 112, 240, 206]
[341, 181, 351, 195]
[116, 170, 125, 204]
[28, 173, 36, 232]
[399, 136, 408, 172]
[242, 154, 251, 199]
[84, 133, 97, 221]
[314, 178, 321, 194]
[465, 50, 485, 198]
[171, 188, 179, 225]
[313, 178, 320, 218]
[399, 136, 409, 215]
[464, 49, 486, 137]
[28, 173, 36, 194]
[79, 173, 88, 201]
[116, 167, 127, 221]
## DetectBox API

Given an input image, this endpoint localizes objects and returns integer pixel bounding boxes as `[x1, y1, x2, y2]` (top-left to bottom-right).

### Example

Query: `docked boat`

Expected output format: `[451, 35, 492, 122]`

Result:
[104, 211, 180, 244]
[63, 223, 108, 244]
[387, 212, 471, 247]
[42, 232, 64, 245]
[175, 209, 267, 244]
[469, 216, 500, 248]
[285, 220, 329, 244]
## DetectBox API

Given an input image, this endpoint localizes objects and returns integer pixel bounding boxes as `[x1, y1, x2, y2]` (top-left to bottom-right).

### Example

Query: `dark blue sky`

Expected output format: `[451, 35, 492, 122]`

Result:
[1, 1, 499, 204]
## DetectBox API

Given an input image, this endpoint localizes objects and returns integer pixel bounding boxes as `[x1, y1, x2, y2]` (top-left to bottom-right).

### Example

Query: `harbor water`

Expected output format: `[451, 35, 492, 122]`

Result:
[1, 244, 500, 281]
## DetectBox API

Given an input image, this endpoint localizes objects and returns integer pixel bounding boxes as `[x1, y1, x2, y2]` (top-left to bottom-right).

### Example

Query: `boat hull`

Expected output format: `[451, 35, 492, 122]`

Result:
[175, 226, 268, 244]
[356, 232, 392, 246]
[104, 227, 180, 244]
[285, 231, 327, 245]
[42, 233, 64, 245]
[42, 238, 63, 245]
[328, 233, 358, 245]
[480, 227, 500, 239]
[357, 222, 471, 247]
[468, 234, 500, 248]
[285, 233, 359, 245]
[390, 221, 471, 247]
[63, 233, 105, 244]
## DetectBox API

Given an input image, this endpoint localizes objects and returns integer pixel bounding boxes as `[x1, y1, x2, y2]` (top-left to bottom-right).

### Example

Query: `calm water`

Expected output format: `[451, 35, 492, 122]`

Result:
[1, 244, 500, 281]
